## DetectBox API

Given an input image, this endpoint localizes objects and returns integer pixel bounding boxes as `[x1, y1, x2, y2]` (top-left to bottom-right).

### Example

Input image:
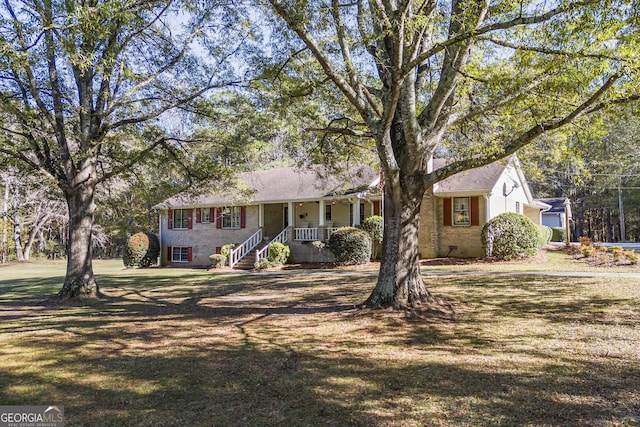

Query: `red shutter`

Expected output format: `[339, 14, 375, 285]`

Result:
[187, 209, 193, 229]
[167, 210, 173, 229]
[443, 198, 452, 226]
[373, 201, 380, 216]
[196, 208, 201, 224]
[167, 246, 172, 262]
[216, 208, 222, 228]
[240, 206, 246, 228]
[187, 247, 193, 262]
[215, 246, 221, 254]
[470, 196, 480, 226]
[210, 207, 215, 224]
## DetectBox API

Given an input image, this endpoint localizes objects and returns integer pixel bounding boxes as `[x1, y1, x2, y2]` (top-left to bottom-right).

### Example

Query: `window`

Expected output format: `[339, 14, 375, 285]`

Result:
[173, 209, 190, 229]
[172, 247, 190, 262]
[453, 197, 470, 226]
[325, 204, 332, 221]
[201, 208, 210, 223]
[222, 206, 241, 229]
[515, 201, 521, 214]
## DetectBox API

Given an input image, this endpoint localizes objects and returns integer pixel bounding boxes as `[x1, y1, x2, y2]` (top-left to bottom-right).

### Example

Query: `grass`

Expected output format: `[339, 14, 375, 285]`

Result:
[1, 254, 639, 426]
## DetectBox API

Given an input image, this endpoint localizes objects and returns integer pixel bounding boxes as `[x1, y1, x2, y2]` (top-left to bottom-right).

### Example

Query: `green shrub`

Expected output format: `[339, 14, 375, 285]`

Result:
[551, 227, 566, 242]
[361, 216, 383, 260]
[255, 257, 274, 269]
[123, 232, 160, 268]
[328, 227, 372, 265]
[481, 213, 539, 260]
[536, 225, 552, 247]
[267, 242, 290, 265]
[220, 243, 237, 259]
[209, 254, 226, 269]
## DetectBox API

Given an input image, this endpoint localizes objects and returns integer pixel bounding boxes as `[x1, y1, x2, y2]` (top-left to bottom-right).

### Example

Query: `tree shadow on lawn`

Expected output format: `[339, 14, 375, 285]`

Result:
[1, 271, 639, 425]
[433, 275, 638, 327]
[1, 332, 638, 426]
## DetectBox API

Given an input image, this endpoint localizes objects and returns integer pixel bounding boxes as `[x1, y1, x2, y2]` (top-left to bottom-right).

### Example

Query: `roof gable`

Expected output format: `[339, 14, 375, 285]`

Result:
[433, 158, 507, 194]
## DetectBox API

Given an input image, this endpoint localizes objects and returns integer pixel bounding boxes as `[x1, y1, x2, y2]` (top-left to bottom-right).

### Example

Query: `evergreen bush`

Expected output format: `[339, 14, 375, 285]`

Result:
[123, 232, 159, 268]
[536, 225, 552, 247]
[267, 242, 290, 265]
[551, 227, 566, 242]
[481, 213, 539, 260]
[327, 227, 372, 265]
[220, 243, 236, 259]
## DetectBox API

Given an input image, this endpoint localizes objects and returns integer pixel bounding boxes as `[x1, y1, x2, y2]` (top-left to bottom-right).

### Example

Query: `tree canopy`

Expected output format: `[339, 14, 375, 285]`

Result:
[0, 0, 256, 299]
[265, 0, 640, 309]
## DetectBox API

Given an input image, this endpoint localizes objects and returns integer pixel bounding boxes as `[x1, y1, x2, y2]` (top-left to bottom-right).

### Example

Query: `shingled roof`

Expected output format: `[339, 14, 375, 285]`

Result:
[433, 159, 508, 194]
[536, 197, 569, 213]
[157, 166, 379, 208]
[157, 158, 515, 208]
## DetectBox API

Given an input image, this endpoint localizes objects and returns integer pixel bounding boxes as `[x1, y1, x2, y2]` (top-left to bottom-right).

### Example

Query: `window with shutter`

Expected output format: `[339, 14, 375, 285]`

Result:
[171, 209, 190, 229]
[470, 197, 480, 226]
[444, 196, 480, 226]
[216, 208, 222, 228]
[453, 197, 470, 226]
[222, 207, 241, 229]
[201, 208, 211, 223]
[443, 198, 452, 226]
[171, 247, 190, 262]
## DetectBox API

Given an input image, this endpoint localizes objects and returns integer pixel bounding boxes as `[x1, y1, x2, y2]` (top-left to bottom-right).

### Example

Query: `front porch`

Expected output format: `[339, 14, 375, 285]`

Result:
[230, 197, 381, 267]
[268, 199, 381, 242]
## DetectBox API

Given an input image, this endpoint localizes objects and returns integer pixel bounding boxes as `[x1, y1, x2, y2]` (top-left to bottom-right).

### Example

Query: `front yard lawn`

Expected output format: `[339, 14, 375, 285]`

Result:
[0, 254, 638, 426]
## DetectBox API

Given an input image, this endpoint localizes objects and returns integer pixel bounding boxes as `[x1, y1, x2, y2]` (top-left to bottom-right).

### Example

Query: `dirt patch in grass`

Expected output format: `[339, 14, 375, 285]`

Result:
[1, 260, 639, 426]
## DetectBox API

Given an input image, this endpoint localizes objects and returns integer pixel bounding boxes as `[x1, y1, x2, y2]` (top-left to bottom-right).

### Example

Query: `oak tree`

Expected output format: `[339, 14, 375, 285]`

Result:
[266, 0, 640, 309]
[0, 0, 253, 299]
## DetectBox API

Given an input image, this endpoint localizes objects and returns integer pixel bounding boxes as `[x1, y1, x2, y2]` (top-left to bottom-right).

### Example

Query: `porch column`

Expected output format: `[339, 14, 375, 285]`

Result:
[287, 201, 294, 241]
[288, 201, 294, 226]
[318, 200, 325, 226]
[352, 201, 361, 226]
[259, 204, 264, 228]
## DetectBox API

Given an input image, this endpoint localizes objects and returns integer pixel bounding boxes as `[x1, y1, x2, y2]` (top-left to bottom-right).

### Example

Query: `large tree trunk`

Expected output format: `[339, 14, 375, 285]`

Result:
[57, 180, 100, 300]
[365, 170, 434, 309]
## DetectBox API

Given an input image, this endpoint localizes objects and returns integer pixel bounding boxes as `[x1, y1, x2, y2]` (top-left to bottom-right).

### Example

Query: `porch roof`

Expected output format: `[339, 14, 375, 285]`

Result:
[157, 166, 380, 208]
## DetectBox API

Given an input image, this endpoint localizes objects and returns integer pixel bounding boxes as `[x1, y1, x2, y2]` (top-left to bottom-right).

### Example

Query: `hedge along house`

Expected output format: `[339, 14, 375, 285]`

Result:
[418, 155, 548, 258]
[154, 166, 383, 268]
[155, 156, 546, 267]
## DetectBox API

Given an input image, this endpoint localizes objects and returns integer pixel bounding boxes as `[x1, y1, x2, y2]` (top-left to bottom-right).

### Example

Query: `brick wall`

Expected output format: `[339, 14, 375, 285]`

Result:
[419, 196, 487, 259]
[160, 206, 261, 266]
